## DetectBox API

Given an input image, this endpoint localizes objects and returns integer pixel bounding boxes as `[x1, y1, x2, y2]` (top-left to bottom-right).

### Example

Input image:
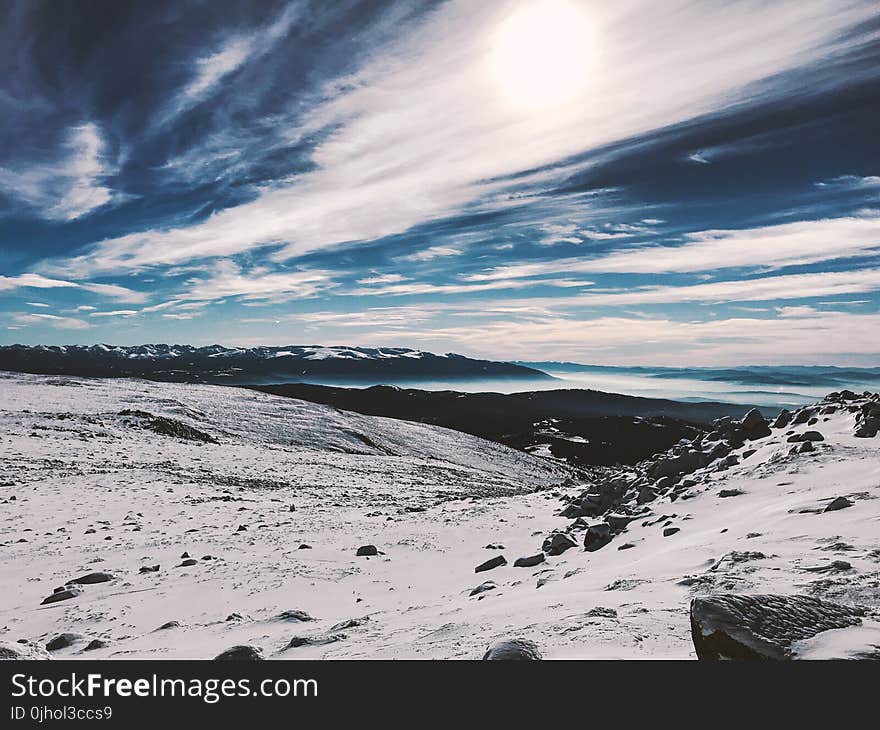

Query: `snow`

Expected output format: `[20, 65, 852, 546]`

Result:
[1, 373, 878, 660]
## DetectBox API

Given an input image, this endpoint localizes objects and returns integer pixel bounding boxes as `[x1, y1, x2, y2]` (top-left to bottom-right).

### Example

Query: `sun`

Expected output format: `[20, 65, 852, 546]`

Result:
[488, 0, 596, 111]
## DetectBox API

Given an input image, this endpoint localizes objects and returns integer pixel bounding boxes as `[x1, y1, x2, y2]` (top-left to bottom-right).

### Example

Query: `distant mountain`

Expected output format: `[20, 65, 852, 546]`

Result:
[253, 382, 769, 466]
[519, 361, 880, 388]
[0, 344, 550, 384]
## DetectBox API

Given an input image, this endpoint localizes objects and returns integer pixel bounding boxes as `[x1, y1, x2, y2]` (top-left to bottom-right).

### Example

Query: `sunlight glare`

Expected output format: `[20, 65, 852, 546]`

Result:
[489, 0, 596, 111]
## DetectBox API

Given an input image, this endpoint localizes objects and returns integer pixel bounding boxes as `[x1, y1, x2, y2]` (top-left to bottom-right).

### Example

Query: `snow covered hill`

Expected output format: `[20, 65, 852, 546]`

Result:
[0, 374, 878, 660]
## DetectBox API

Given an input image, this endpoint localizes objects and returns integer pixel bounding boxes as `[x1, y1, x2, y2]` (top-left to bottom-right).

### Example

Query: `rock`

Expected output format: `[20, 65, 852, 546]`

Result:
[772, 409, 792, 428]
[180, 551, 190, 558]
[0, 641, 50, 660]
[482, 638, 542, 660]
[799, 441, 814, 453]
[741, 449, 756, 460]
[68, 571, 114, 584]
[46, 633, 83, 651]
[787, 430, 824, 443]
[214, 645, 264, 661]
[718, 488, 744, 498]
[586, 606, 618, 618]
[824, 496, 854, 512]
[139, 564, 160, 573]
[83, 639, 109, 651]
[356, 545, 379, 557]
[690, 593, 865, 660]
[298, 543, 312, 549]
[40, 585, 83, 605]
[178, 558, 198, 567]
[475, 555, 507, 573]
[803, 561, 852, 573]
[156, 621, 180, 630]
[542, 532, 577, 556]
[854, 424, 878, 438]
[513, 553, 545, 568]
[617, 542, 635, 550]
[605, 513, 636, 531]
[273, 609, 315, 622]
[583, 522, 613, 552]
[663, 527, 680, 537]
[470, 581, 497, 597]
[236, 524, 247, 532]
[285, 634, 345, 649]
[741, 408, 766, 430]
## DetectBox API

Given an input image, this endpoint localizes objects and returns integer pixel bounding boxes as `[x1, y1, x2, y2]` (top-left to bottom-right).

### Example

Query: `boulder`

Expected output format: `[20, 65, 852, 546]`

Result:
[40, 585, 83, 605]
[741, 408, 766, 430]
[475, 555, 507, 573]
[513, 553, 545, 568]
[542, 532, 577, 556]
[46, 633, 83, 651]
[772, 409, 792, 428]
[214, 645, 264, 661]
[482, 638, 542, 660]
[583, 523, 613, 552]
[691, 593, 865, 660]
[356, 545, 379, 557]
[469, 581, 497, 597]
[68, 571, 114, 585]
[824, 496, 854, 512]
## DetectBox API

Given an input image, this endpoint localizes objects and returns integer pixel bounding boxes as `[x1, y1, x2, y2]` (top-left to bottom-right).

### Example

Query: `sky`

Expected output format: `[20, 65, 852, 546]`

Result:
[1, 0, 879, 366]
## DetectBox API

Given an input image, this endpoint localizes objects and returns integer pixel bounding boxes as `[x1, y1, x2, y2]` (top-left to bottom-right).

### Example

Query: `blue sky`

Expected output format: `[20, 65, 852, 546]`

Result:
[1, 0, 879, 365]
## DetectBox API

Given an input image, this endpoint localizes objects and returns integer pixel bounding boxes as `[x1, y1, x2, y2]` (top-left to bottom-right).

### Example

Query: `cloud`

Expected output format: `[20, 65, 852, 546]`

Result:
[157, 3, 301, 127]
[465, 213, 880, 280]
[88, 310, 138, 318]
[11, 313, 90, 330]
[178, 261, 337, 302]
[47, 0, 878, 277]
[0, 272, 145, 303]
[575, 268, 880, 306]
[0, 123, 121, 221]
[377, 310, 880, 366]
[397, 246, 463, 262]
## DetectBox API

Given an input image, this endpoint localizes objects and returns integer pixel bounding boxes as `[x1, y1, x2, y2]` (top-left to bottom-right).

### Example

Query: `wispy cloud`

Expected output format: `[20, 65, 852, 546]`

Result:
[50, 0, 878, 276]
[465, 213, 880, 280]
[0, 123, 122, 221]
[0, 272, 145, 303]
[11, 313, 90, 330]
[157, 3, 302, 127]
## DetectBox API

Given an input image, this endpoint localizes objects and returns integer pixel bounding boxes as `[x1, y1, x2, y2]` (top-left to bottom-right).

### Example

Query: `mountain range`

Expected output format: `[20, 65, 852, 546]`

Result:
[0, 344, 548, 384]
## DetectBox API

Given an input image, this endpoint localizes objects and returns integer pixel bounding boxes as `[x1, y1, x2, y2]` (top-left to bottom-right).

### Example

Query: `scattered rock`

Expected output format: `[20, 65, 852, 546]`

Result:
[691, 593, 865, 660]
[824, 496, 854, 512]
[542, 532, 577, 556]
[68, 571, 114, 585]
[475, 555, 507, 573]
[46, 633, 83, 651]
[583, 523, 612, 552]
[470, 581, 497, 597]
[482, 638, 542, 660]
[0, 641, 50, 660]
[40, 585, 83, 605]
[273, 610, 315, 622]
[214, 645, 264, 661]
